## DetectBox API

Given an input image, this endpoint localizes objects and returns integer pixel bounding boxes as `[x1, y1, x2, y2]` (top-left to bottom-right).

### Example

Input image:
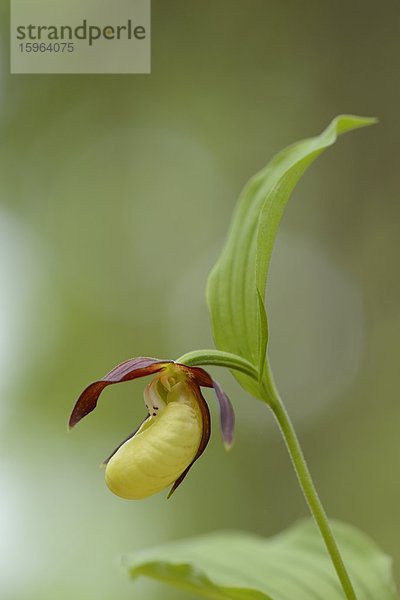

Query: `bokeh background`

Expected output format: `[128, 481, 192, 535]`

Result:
[1, 1, 399, 599]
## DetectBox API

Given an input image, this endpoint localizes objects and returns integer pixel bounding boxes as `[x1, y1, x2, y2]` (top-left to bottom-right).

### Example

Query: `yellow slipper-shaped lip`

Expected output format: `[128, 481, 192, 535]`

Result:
[69, 358, 234, 498]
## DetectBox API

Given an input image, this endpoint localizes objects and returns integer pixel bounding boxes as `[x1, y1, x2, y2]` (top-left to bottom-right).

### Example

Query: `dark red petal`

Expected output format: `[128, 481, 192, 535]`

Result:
[178, 363, 235, 449]
[176, 364, 214, 388]
[167, 382, 211, 498]
[212, 378, 235, 448]
[69, 357, 171, 428]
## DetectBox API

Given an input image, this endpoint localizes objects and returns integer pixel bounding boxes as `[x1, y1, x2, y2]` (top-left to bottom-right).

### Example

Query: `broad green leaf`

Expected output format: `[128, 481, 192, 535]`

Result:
[125, 519, 398, 600]
[207, 116, 376, 397]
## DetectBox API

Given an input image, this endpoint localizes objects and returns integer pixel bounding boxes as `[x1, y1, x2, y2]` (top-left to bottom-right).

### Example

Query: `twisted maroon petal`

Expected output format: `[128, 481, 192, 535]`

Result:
[177, 363, 235, 449]
[167, 381, 211, 498]
[211, 378, 235, 448]
[69, 357, 171, 428]
[179, 365, 213, 387]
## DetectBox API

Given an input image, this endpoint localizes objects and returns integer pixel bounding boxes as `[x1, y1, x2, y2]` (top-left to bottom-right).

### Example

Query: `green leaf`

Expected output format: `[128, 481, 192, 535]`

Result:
[207, 115, 377, 397]
[125, 519, 398, 600]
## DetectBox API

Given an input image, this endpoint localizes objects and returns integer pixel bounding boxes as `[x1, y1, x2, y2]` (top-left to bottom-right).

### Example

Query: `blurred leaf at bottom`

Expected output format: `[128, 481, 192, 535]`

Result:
[124, 518, 398, 600]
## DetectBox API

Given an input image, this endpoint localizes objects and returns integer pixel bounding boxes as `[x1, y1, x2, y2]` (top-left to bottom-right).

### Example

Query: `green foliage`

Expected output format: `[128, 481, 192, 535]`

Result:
[125, 518, 398, 600]
[126, 116, 389, 600]
[207, 115, 376, 398]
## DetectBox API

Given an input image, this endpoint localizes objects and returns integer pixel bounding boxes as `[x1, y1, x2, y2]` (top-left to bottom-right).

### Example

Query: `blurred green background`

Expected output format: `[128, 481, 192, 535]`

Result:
[1, 1, 399, 599]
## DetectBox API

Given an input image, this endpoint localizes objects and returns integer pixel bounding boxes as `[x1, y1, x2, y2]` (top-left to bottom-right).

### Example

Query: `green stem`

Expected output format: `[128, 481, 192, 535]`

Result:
[176, 349, 258, 380]
[264, 377, 358, 600]
[178, 348, 358, 599]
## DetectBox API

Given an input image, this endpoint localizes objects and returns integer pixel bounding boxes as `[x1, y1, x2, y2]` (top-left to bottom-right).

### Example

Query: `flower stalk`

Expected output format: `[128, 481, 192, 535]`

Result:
[265, 382, 358, 600]
[177, 349, 258, 380]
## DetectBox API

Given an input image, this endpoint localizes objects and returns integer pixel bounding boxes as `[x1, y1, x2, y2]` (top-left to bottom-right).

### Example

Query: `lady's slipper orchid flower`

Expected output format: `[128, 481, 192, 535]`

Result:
[69, 357, 234, 500]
